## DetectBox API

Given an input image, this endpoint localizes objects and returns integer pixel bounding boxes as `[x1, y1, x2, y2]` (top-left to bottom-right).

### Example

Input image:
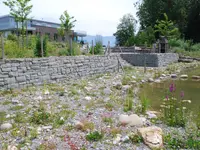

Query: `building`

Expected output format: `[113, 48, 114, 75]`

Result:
[0, 15, 87, 42]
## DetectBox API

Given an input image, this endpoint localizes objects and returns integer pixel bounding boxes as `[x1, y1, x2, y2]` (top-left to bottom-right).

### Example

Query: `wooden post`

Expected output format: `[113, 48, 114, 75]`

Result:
[1, 33, 5, 60]
[41, 34, 44, 57]
[92, 40, 94, 55]
[70, 37, 72, 56]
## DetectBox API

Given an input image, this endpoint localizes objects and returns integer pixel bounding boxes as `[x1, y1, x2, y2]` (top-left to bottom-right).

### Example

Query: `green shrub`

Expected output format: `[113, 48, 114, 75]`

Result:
[4, 40, 33, 58]
[7, 34, 18, 42]
[58, 49, 69, 56]
[191, 43, 200, 51]
[30, 107, 51, 125]
[90, 42, 103, 55]
[34, 36, 48, 57]
[86, 131, 103, 141]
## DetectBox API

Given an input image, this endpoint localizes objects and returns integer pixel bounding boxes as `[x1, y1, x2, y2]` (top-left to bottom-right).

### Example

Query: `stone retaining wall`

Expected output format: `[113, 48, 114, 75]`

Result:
[120, 53, 179, 67]
[0, 53, 179, 90]
[0, 56, 121, 90]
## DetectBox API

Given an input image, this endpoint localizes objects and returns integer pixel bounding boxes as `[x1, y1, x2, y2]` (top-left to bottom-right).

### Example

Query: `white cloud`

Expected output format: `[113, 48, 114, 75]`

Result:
[0, 0, 138, 36]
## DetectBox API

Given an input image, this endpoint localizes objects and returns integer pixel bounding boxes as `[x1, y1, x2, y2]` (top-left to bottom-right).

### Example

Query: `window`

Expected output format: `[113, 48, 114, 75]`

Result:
[54, 33, 58, 41]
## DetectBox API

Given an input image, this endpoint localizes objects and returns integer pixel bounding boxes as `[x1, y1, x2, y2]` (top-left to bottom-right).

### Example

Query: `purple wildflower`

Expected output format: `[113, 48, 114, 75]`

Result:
[166, 95, 169, 100]
[180, 91, 184, 99]
[169, 83, 176, 92]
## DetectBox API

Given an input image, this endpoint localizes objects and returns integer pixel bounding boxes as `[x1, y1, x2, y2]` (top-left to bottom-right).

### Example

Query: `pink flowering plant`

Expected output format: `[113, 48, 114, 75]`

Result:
[160, 83, 191, 127]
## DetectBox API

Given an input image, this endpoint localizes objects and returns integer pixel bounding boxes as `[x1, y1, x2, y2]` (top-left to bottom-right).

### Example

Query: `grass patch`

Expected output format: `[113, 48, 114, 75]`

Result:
[2, 100, 12, 105]
[10, 105, 23, 111]
[124, 88, 134, 112]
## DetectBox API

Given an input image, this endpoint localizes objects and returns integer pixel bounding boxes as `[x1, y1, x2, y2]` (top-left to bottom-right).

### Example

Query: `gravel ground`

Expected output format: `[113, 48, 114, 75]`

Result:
[0, 62, 200, 150]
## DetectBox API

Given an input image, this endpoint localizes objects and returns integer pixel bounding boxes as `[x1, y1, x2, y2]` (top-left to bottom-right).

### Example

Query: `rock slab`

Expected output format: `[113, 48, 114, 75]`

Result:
[138, 126, 163, 149]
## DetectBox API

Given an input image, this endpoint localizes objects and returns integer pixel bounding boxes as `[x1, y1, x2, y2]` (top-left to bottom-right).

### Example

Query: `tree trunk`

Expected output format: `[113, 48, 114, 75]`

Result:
[16, 21, 20, 47]
[26, 21, 28, 48]
[22, 21, 24, 49]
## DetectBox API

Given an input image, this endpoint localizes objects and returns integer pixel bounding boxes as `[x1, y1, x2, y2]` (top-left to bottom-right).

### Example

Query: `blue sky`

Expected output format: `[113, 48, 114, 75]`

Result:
[0, 0, 138, 36]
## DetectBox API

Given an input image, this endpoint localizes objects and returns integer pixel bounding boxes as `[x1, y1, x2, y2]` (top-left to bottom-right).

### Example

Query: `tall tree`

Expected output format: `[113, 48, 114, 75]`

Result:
[58, 10, 76, 55]
[154, 13, 180, 38]
[136, 0, 190, 35]
[3, 0, 33, 49]
[113, 14, 137, 46]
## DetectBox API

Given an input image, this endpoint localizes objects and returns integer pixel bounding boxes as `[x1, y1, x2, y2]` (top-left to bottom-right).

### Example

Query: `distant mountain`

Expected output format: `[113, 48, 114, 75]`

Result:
[81, 35, 116, 47]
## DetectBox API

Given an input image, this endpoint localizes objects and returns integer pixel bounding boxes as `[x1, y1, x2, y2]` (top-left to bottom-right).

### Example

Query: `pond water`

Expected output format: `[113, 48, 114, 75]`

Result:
[140, 67, 200, 114]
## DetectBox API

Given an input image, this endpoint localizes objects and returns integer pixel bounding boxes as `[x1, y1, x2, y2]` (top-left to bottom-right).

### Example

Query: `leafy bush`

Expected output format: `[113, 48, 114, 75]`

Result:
[86, 131, 103, 141]
[7, 34, 18, 42]
[58, 49, 69, 56]
[90, 42, 103, 55]
[34, 36, 48, 57]
[4, 40, 33, 58]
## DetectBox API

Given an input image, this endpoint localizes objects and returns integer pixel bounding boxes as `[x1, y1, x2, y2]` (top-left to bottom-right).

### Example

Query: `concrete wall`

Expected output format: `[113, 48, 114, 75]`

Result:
[120, 53, 179, 67]
[0, 56, 120, 90]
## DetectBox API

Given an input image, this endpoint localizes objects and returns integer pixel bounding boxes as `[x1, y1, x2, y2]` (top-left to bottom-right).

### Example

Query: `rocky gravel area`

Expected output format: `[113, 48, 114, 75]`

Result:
[0, 62, 200, 150]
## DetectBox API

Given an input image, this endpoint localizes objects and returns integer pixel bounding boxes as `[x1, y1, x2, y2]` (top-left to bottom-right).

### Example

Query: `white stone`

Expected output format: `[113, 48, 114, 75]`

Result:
[6, 114, 11, 118]
[0, 123, 12, 130]
[119, 114, 143, 126]
[44, 90, 50, 95]
[60, 117, 64, 121]
[42, 126, 52, 130]
[141, 80, 145, 83]
[154, 79, 161, 83]
[161, 74, 166, 77]
[138, 126, 163, 149]
[8, 145, 18, 150]
[84, 86, 93, 92]
[119, 115, 129, 124]
[146, 111, 157, 119]
[180, 75, 188, 78]
[128, 114, 143, 126]
[85, 96, 92, 101]
[113, 134, 121, 145]
[132, 76, 136, 79]
[148, 78, 154, 82]
[12, 99, 19, 104]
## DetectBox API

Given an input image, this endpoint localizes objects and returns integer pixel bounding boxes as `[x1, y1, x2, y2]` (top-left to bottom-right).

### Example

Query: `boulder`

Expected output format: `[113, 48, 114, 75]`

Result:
[180, 75, 188, 78]
[192, 75, 200, 79]
[154, 79, 161, 83]
[161, 74, 166, 77]
[148, 78, 154, 83]
[138, 126, 163, 149]
[171, 74, 177, 78]
[119, 114, 143, 127]
[0, 123, 12, 130]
